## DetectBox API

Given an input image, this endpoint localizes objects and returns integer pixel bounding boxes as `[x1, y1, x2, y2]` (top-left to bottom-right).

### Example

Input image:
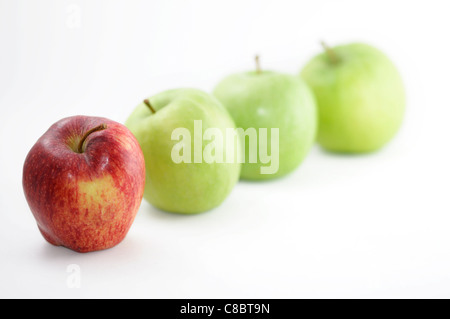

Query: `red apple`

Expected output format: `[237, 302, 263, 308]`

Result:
[23, 116, 146, 253]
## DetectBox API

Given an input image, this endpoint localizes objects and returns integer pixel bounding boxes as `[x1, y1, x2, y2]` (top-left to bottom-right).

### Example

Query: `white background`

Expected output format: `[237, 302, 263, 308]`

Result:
[1, 0, 449, 299]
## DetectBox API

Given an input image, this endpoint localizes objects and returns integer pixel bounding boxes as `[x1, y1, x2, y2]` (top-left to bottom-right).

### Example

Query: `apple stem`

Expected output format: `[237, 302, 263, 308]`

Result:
[321, 41, 339, 64]
[144, 99, 156, 114]
[77, 124, 108, 153]
[255, 55, 261, 74]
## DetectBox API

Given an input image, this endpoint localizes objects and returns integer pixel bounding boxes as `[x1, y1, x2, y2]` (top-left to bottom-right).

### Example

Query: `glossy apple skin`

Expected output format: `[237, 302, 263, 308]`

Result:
[213, 71, 317, 180]
[301, 43, 406, 153]
[23, 116, 146, 253]
[126, 88, 241, 214]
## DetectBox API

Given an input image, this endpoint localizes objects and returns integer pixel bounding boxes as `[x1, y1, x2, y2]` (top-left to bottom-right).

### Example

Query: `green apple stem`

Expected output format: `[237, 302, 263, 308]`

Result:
[321, 41, 339, 64]
[77, 124, 108, 153]
[144, 99, 156, 114]
[255, 55, 261, 74]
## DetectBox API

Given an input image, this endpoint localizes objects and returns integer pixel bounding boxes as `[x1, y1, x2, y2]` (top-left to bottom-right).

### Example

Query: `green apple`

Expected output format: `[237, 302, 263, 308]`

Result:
[213, 56, 317, 180]
[301, 42, 406, 153]
[125, 88, 241, 214]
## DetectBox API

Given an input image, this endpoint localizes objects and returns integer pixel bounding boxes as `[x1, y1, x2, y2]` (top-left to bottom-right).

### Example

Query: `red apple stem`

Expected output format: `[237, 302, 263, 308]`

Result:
[143, 99, 156, 114]
[321, 41, 339, 64]
[77, 124, 108, 153]
[255, 55, 261, 74]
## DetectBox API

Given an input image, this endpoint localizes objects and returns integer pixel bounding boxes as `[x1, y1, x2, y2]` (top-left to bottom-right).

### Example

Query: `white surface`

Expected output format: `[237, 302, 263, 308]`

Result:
[1, 0, 450, 299]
